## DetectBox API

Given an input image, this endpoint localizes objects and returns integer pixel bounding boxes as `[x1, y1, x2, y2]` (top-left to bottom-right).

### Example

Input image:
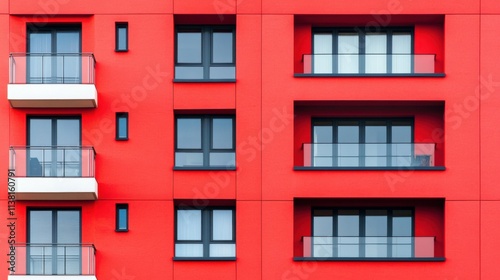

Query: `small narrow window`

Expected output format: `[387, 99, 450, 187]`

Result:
[116, 23, 128, 51]
[116, 112, 128, 140]
[116, 204, 128, 231]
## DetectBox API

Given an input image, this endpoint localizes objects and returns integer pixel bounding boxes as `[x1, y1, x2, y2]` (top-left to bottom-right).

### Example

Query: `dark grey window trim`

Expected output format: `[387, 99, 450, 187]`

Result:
[174, 207, 236, 260]
[174, 115, 236, 169]
[175, 25, 236, 80]
[115, 112, 129, 141]
[311, 26, 417, 75]
[115, 22, 128, 52]
[115, 204, 129, 232]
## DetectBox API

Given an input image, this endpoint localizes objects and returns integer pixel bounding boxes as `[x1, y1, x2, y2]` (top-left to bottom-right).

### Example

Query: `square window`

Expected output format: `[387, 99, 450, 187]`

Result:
[116, 112, 129, 140]
[116, 23, 128, 51]
[175, 207, 235, 258]
[116, 204, 128, 231]
[175, 115, 235, 168]
[175, 26, 235, 80]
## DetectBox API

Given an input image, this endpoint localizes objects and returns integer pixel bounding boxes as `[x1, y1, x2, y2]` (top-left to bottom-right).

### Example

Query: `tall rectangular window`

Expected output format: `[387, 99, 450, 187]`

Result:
[116, 112, 129, 140]
[116, 204, 128, 231]
[312, 27, 413, 74]
[175, 207, 235, 259]
[175, 115, 235, 168]
[175, 26, 235, 80]
[115, 23, 128, 51]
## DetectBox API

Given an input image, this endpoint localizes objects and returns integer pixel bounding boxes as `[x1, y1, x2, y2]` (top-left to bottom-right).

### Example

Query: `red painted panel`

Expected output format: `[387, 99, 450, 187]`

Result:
[263, 0, 479, 14]
[480, 15, 500, 200]
[173, 171, 236, 199]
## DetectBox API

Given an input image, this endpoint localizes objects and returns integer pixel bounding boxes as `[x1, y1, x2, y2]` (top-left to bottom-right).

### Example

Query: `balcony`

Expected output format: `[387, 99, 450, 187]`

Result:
[8, 53, 97, 108]
[8, 244, 96, 280]
[296, 236, 440, 261]
[297, 54, 443, 76]
[297, 143, 443, 170]
[9, 146, 97, 200]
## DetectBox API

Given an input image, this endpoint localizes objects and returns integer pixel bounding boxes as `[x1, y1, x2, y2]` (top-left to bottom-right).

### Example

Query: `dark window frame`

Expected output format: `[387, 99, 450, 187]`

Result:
[115, 112, 129, 140]
[311, 207, 415, 258]
[311, 117, 414, 167]
[311, 26, 414, 74]
[174, 207, 236, 260]
[115, 204, 129, 232]
[174, 25, 236, 81]
[115, 22, 128, 52]
[174, 115, 236, 169]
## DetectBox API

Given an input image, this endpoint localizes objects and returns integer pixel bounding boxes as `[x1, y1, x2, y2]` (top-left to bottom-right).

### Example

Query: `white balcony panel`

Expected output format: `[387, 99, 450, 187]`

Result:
[14, 177, 98, 200]
[7, 84, 97, 108]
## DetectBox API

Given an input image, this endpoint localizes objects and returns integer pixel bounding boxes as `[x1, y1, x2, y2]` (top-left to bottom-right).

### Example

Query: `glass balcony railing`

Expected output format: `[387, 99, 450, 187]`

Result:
[302, 143, 436, 168]
[9, 146, 96, 177]
[9, 244, 95, 276]
[9, 53, 96, 84]
[301, 54, 437, 75]
[301, 236, 436, 259]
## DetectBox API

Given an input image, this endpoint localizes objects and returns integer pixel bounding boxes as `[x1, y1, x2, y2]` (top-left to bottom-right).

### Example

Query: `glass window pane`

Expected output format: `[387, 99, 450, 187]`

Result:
[392, 33, 412, 73]
[57, 211, 80, 243]
[392, 210, 412, 236]
[177, 210, 201, 240]
[209, 66, 235, 79]
[117, 25, 127, 51]
[175, 244, 204, 257]
[338, 33, 359, 73]
[212, 210, 233, 240]
[209, 152, 235, 167]
[29, 211, 53, 243]
[177, 118, 201, 149]
[175, 152, 204, 167]
[175, 66, 204, 79]
[313, 34, 333, 74]
[57, 119, 80, 146]
[177, 32, 202, 63]
[117, 115, 128, 139]
[338, 126, 359, 166]
[338, 211, 359, 236]
[392, 126, 412, 143]
[117, 207, 128, 230]
[314, 125, 333, 143]
[212, 32, 233, 63]
[365, 33, 387, 73]
[209, 244, 235, 257]
[212, 118, 233, 149]
[56, 32, 80, 83]
[313, 216, 333, 236]
[365, 210, 388, 236]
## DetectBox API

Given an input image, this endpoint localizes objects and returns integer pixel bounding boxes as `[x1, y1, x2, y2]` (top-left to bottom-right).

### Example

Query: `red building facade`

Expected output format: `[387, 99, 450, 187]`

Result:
[1, 0, 500, 279]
